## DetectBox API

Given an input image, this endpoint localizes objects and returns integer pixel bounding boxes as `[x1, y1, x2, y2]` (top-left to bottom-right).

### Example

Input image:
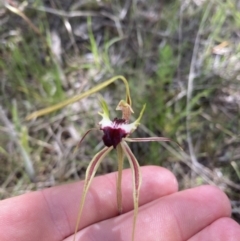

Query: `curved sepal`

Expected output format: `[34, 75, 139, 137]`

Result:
[26, 75, 132, 120]
[74, 128, 98, 153]
[132, 104, 146, 128]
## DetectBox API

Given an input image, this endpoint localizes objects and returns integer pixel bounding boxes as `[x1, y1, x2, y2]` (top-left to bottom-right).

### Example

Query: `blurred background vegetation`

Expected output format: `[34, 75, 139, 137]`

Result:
[0, 0, 240, 223]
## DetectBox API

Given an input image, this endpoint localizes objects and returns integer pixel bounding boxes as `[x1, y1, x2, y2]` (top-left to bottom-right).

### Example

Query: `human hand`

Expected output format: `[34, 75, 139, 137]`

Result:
[0, 166, 239, 241]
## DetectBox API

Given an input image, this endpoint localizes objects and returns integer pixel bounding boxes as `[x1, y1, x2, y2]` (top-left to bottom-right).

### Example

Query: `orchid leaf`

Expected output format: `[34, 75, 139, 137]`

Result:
[73, 146, 113, 241]
[26, 75, 132, 120]
[121, 141, 142, 241]
[116, 144, 124, 214]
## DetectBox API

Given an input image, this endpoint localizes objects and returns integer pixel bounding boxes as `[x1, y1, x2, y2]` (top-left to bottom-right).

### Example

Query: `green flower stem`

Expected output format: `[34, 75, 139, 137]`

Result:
[116, 144, 124, 214]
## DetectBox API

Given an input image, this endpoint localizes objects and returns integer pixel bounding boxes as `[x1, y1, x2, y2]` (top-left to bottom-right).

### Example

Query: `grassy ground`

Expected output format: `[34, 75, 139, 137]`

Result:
[0, 0, 240, 223]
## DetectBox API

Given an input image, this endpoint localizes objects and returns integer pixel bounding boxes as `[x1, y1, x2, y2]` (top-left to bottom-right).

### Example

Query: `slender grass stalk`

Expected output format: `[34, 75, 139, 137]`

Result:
[87, 16, 100, 68]
[5, 3, 41, 35]
[0, 105, 35, 181]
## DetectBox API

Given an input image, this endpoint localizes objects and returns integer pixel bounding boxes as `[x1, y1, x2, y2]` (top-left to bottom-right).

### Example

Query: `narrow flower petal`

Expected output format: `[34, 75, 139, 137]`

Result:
[125, 137, 182, 150]
[120, 103, 146, 135]
[74, 128, 98, 152]
[120, 141, 142, 241]
[116, 144, 124, 214]
[73, 146, 113, 241]
[98, 96, 110, 119]
[125, 137, 171, 142]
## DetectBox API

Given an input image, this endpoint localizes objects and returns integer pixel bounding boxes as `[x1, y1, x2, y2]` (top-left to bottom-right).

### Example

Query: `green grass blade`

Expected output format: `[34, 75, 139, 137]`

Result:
[87, 16, 100, 68]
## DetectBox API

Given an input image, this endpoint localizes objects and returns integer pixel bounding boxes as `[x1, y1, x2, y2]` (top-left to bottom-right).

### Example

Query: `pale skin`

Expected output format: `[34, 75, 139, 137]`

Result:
[0, 166, 239, 241]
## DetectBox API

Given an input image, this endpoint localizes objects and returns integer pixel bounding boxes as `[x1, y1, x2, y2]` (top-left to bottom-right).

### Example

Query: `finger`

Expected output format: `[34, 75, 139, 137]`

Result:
[66, 185, 231, 241]
[0, 166, 178, 241]
[188, 217, 240, 241]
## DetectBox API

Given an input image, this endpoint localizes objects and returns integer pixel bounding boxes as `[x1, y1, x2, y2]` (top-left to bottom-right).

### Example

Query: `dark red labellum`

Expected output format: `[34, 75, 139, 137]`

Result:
[102, 127, 127, 148]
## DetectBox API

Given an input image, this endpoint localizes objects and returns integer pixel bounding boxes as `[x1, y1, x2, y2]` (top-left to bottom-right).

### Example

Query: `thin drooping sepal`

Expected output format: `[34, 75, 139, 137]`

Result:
[73, 146, 113, 241]
[116, 144, 124, 214]
[120, 141, 142, 241]
[26, 75, 132, 120]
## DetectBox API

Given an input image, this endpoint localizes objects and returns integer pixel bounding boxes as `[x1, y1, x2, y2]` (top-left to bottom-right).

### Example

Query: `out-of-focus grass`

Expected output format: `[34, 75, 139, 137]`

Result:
[0, 0, 240, 222]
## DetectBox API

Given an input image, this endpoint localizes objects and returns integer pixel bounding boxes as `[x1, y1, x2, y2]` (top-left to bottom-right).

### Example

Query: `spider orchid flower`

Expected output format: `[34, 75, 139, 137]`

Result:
[73, 98, 172, 241]
[25, 75, 175, 241]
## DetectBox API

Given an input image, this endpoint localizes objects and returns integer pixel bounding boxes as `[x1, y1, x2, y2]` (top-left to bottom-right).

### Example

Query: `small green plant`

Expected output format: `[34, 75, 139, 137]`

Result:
[26, 76, 178, 241]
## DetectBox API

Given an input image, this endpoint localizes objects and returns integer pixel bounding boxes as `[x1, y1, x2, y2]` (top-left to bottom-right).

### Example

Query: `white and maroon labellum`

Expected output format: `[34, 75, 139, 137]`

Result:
[100, 118, 132, 148]
[98, 99, 144, 148]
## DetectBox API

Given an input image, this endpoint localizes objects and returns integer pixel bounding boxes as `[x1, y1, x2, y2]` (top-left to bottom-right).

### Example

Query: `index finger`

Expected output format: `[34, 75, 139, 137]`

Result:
[0, 166, 178, 241]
